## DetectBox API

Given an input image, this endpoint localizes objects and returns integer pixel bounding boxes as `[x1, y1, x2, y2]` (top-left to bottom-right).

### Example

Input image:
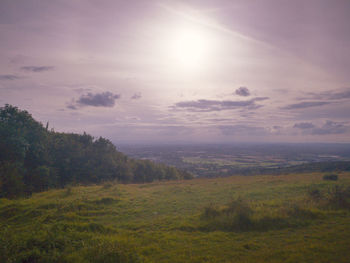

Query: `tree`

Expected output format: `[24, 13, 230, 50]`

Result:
[0, 162, 25, 198]
[0, 105, 192, 198]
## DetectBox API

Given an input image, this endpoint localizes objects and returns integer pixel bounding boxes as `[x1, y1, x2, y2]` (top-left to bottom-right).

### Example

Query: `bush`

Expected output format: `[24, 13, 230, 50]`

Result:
[307, 185, 350, 210]
[326, 185, 350, 209]
[102, 182, 113, 189]
[307, 188, 322, 202]
[64, 186, 73, 197]
[323, 174, 338, 181]
[201, 198, 321, 232]
[202, 204, 220, 219]
[201, 199, 253, 231]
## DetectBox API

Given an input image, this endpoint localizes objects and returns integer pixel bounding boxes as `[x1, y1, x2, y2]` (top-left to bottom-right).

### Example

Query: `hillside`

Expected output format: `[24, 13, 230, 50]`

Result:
[1, 172, 350, 262]
[0, 105, 192, 198]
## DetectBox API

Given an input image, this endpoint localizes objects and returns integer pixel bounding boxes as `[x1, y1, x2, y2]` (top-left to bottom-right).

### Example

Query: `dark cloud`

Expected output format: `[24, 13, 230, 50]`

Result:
[67, 91, 121, 109]
[76, 92, 120, 107]
[0, 74, 21, 80]
[235, 87, 250, 97]
[282, 101, 331, 110]
[293, 122, 315, 129]
[172, 97, 269, 112]
[311, 120, 348, 135]
[131, 93, 142, 100]
[20, 66, 54, 72]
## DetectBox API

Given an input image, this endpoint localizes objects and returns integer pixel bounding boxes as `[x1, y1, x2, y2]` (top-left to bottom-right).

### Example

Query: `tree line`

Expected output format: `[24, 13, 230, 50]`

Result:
[0, 105, 192, 198]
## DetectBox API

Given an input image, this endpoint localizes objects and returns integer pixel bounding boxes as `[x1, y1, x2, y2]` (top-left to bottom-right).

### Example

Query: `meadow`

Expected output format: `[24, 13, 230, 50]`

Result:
[1, 172, 350, 263]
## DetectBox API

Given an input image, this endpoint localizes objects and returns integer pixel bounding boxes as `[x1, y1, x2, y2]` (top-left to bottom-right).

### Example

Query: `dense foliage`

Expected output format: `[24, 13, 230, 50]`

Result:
[0, 105, 192, 198]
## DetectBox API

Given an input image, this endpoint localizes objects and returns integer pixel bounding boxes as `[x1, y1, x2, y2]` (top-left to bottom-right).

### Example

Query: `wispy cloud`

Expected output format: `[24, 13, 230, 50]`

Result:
[21, 66, 54, 72]
[66, 104, 77, 110]
[294, 121, 349, 135]
[219, 125, 268, 136]
[0, 74, 21, 80]
[300, 88, 350, 101]
[171, 97, 268, 112]
[293, 122, 315, 129]
[311, 120, 348, 135]
[131, 92, 142, 100]
[235, 87, 250, 97]
[282, 101, 331, 110]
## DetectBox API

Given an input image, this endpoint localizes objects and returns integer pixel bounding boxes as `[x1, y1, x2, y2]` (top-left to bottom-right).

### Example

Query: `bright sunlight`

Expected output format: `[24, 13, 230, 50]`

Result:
[163, 25, 215, 71]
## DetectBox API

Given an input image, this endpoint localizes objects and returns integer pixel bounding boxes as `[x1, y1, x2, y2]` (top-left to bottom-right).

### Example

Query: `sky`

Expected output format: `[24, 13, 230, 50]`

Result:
[1, 0, 350, 144]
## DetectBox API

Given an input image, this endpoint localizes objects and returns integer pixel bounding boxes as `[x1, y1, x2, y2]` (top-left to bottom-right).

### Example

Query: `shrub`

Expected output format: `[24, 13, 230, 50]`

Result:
[326, 185, 350, 209]
[202, 204, 220, 219]
[225, 199, 252, 217]
[201, 199, 253, 232]
[64, 186, 73, 197]
[102, 182, 113, 189]
[285, 204, 318, 219]
[307, 188, 322, 202]
[323, 174, 338, 181]
[91, 197, 118, 205]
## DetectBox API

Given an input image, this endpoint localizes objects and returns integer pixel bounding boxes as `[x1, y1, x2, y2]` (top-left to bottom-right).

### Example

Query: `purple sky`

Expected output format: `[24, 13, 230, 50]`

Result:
[1, 0, 350, 143]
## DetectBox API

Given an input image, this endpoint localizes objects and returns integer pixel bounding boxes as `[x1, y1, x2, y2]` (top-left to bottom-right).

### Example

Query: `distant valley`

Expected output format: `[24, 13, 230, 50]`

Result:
[119, 143, 350, 177]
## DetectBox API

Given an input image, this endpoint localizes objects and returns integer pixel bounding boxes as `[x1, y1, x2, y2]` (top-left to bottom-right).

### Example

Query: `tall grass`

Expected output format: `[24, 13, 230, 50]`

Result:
[201, 199, 254, 231]
[0, 223, 142, 263]
[1, 173, 350, 262]
[307, 184, 350, 209]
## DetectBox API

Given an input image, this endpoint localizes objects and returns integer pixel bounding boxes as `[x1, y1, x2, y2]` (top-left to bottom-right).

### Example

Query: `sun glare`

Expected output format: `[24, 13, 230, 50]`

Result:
[163, 26, 214, 71]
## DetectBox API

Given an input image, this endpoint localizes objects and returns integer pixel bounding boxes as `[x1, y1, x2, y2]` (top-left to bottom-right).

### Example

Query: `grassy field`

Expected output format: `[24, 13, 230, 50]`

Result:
[1, 172, 350, 262]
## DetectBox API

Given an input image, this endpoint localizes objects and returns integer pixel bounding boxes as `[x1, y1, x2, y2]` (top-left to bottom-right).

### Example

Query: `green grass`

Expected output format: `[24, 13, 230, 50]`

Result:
[1, 172, 350, 262]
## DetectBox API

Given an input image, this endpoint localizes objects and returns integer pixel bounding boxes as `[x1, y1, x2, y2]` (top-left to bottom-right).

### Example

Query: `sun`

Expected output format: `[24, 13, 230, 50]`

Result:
[163, 25, 214, 71]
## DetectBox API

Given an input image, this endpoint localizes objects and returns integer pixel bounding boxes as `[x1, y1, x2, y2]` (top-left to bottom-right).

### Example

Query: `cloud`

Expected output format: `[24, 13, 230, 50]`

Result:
[131, 93, 142, 100]
[311, 120, 348, 135]
[66, 104, 78, 110]
[294, 121, 349, 135]
[282, 101, 331, 110]
[300, 88, 350, 100]
[293, 122, 315, 129]
[156, 125, 193, 136]
[172, 97, 269, 112]
[74, 88, 92, 94]
[0, 74, 21, 80]
[324, 89, 350, 100]
[235, 87, 250, 97]
[20, 66, 54, 72]
[77, 92, 120, 107]
[219, 125, 268, 136]
[68, 91, 121, 109]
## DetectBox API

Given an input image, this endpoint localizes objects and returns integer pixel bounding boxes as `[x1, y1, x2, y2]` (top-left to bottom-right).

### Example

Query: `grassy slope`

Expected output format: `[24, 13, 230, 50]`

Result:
[1, 172, 350, 262]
